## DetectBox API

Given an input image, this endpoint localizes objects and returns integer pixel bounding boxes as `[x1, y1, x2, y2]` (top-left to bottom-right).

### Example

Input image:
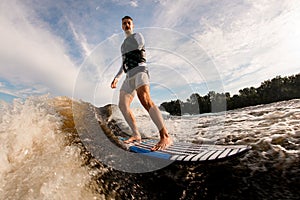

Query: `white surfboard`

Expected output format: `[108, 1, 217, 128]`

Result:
[121, 138, 251, 162]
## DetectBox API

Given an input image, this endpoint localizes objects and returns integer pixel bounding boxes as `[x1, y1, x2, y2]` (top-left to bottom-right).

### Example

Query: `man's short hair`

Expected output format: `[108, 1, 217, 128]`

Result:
[122, 16, 133, 21]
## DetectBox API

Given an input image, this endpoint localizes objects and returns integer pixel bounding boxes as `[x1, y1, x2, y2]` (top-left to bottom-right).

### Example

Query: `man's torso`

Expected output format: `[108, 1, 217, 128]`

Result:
[121, 33, 147, 74]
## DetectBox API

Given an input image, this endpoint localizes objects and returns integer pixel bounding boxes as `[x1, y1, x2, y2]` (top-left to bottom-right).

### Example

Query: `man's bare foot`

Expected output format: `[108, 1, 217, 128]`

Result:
[151, 136, 173, 151]
[124, 135, 142, 144]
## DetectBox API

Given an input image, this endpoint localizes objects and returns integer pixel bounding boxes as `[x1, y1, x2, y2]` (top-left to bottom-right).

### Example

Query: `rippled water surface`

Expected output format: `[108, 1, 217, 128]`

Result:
[0, 97, 299, 199]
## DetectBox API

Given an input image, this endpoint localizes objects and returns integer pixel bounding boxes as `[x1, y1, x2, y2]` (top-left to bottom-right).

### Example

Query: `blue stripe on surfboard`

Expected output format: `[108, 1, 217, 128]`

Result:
[129, 146, 171, 160]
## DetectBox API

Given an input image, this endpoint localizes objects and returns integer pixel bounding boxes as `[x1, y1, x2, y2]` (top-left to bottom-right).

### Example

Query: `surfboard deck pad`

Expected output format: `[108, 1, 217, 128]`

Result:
[120, 137, 251, 162]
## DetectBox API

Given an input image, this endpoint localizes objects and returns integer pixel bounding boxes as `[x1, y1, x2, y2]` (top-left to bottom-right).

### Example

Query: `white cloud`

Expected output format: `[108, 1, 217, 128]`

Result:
[0, 0, 90, 99]
[112, 0, 139, 8]
[130, 0, 139, 8]
[68, 20, 92, 57]
[152, 0, 300, 95]
[0, 89, 17, 98]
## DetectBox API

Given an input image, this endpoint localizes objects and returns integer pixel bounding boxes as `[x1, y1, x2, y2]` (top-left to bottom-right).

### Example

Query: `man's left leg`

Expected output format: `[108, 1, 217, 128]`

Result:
[136, 85, 172, 151]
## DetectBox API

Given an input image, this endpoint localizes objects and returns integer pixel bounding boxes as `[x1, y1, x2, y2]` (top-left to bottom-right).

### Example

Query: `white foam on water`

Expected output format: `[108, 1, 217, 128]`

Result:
[0, 96, 103, 200]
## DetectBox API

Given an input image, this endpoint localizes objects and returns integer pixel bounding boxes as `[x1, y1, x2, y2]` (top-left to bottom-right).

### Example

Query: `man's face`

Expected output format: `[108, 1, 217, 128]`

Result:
[122, 19, 134, 34]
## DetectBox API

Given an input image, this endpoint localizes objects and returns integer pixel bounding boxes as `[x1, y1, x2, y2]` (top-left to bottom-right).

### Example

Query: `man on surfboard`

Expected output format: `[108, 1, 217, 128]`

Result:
[111, 16, 172, 151]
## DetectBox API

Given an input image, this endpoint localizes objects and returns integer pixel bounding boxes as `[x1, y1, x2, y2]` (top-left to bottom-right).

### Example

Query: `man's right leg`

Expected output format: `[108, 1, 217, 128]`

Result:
[118, 90, 141, 143]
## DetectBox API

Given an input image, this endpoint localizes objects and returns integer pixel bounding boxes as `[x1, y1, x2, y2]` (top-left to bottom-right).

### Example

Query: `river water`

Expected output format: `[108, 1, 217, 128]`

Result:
[0, 96, 299, 199]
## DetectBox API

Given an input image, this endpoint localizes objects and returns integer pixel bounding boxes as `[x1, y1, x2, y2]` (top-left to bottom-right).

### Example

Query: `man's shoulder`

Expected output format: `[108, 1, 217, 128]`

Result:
[133, 32, 144, 39]
[134, 32, 143, 36]
[133, 32, 145, 44]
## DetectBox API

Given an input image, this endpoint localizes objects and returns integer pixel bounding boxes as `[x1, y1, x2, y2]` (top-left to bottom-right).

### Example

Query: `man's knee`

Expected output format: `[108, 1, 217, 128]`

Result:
[118, 102, 127, 112]
[144, 101, 154, 111]
[137, 92, 154, 111]
[138, 96, 153, 111]
[119, 91, 133, 112]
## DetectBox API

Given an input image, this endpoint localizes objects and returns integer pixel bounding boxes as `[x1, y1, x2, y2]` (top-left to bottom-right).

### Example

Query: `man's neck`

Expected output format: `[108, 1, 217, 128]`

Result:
[125, 30, 133, 37]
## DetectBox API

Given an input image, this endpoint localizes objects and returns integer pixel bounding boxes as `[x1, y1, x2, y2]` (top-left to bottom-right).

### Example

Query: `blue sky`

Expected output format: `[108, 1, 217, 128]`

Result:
[1, 0, 300, 106]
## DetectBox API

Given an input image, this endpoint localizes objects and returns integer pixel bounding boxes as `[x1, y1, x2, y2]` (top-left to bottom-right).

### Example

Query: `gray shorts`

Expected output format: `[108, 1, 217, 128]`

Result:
[120, 72, 150, 95]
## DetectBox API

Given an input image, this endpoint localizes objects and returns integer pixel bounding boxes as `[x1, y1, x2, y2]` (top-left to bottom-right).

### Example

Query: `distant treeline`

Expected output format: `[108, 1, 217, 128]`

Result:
[159, 73, 300, 116]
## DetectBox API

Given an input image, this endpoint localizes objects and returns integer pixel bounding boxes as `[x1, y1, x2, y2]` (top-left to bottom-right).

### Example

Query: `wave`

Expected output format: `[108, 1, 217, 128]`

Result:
[0, 96, 299, 199]
[0, 96, 103, 199]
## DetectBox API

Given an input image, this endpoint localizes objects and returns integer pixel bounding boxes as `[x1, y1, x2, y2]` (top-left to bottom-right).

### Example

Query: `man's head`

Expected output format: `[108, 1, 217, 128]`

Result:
[122, 16, 134, 36]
